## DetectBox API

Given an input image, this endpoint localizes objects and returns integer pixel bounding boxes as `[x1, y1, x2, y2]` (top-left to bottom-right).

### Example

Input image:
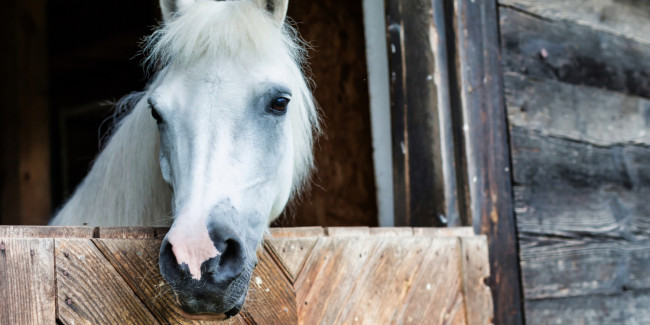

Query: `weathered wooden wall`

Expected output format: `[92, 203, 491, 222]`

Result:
[0, 226, 493, 324]
[498, 0, 650, 323]
[384, 1, 526, 323]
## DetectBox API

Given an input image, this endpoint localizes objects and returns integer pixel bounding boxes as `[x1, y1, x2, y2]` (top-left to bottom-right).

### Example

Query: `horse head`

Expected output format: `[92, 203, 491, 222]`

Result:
[147, 0, 318, 317]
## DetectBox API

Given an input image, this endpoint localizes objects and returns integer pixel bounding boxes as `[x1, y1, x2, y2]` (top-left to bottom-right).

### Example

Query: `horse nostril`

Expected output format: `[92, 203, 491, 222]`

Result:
[220, 239, 242, 268]
[209, 237, 245, 283]
[159, 239, 186, 284]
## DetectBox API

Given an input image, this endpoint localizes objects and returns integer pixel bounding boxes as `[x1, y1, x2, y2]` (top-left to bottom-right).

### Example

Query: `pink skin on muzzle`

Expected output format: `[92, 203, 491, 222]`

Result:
[166, 221, 220, 280]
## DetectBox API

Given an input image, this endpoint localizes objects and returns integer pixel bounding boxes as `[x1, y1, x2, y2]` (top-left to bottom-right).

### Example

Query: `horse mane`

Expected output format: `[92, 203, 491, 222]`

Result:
[51, 1, 319, 226]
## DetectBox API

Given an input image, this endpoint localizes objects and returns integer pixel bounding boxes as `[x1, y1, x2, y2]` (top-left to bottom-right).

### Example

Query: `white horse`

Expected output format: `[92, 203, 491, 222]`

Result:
[50, 0, 319, 317]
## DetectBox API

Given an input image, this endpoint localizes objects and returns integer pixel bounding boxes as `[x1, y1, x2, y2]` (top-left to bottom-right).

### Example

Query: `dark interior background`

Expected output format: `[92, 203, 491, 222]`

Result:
[0, 0, 377, 227]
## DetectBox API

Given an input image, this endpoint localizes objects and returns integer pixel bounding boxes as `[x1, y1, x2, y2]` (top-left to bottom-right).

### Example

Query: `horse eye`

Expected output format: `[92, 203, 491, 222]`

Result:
[150, 107, 163, 124]
[270, 97, 290, 114]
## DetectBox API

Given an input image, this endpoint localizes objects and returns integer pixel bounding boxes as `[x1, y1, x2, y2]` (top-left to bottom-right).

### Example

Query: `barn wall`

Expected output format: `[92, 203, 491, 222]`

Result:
[497, 1, 650, 323]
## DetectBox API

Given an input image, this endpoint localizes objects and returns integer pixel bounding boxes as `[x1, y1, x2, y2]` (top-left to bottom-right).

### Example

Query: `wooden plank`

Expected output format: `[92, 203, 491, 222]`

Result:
[153, 227, 169, 238]
[243, 246, 297, 324]
[499, 7, 650, 99]
[505, 72, 650, 146]
[389, 237, 467, 325]
[0, 226, 94, 238]
[94, 238, 297, 324]
[514, 185, 650, 241]
[294, 237, 377, 324]
[267, 227, 325, 238]
[460, 236, 494, 325]
[525, 290, 650, 325]
[264, 237, 319, 282]
[295, 236, 469, 324]
[369, 227, 414, 236]
[413, 227, 474, 237]
[450, 0, 525, 323]
[97, 227, 156, 239]
[0, 0, 50, 225]
[510, 127, 650, 188]
[55, 239, 159, 324]
[0, 238, 56, 324]
[499, 0, 650, 44]
[519, 235, 650, 300]
[386, 0, 460, 227]
[325, 226, 370, 236]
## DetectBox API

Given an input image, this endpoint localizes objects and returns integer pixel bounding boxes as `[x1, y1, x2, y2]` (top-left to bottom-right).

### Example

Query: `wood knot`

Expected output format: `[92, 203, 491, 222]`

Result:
[0, 242, 5, 251]
[30, 249, 35, 256]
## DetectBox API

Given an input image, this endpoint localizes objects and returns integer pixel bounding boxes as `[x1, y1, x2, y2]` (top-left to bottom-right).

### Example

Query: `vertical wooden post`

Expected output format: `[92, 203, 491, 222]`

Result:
[0, 0, 51, 225]
[386, 0, 461, 227]
[447, 0, 525, 323]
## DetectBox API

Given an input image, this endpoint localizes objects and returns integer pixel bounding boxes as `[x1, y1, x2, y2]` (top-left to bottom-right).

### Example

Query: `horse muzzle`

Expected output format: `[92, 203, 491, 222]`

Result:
[158, 218, 255, 317]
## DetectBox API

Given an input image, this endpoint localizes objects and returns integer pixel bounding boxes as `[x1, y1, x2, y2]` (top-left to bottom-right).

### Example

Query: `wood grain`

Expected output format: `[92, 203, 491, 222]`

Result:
[264, 237, 319, 282]
[525, 290, 650, 325]
[325, 226, 370, 236]
[0, 238, 56, 324]
[295, 236, 469, 324]
[386, 0, 458, 227]
[514, 184, 650, 241]
[388, 237, 467, 325]
[0, 226, 94, 238]
[0, 227, 494, 324]
[55, 239, 158, 324]
[500, 1, 650, 321]
[369, 227, 414, 236]
[499, 0, 650, 44]
[460, 236, 494, 325]
[413, 227, 474, 237]
[510, 127, 650, 188]
[92, 238, 216, 324]
[97, 227, 156, 239]
[505, 72, 650, 146]
[449, 0, 525, 323]
[267, 227, 325, 238]
[499, 7, 650, 98]
[519, 235, 650, 300]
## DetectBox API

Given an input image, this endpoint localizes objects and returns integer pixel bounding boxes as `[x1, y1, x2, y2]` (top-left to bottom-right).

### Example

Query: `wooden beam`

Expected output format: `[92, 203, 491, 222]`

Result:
[499, 6, 650, 99]
[447, 0, 525, 323]
[0, 238, 56, 324]
[386, 0, 462, 227]
[499, 0, 650, 44]
[0, 0, 51, 225]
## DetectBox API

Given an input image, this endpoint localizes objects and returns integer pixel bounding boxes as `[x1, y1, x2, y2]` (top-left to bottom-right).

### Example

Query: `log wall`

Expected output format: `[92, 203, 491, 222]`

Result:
[497, 1, 650, 323]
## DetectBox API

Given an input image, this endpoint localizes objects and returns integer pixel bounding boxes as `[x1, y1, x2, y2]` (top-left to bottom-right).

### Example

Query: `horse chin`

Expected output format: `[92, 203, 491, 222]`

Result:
[175, 288, 248, 319]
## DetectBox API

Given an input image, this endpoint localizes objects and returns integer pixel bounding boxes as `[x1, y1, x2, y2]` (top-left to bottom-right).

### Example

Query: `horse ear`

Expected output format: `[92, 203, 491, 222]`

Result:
[160, 0, 196, 22]
[254, 0, 289, 26]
